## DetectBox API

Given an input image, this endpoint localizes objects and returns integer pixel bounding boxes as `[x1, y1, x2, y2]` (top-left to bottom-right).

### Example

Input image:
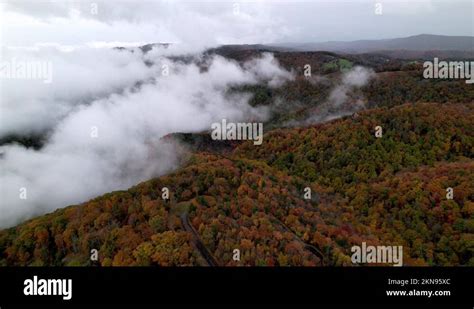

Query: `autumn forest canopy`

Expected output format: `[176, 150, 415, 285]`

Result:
[1, 45, 473, 266]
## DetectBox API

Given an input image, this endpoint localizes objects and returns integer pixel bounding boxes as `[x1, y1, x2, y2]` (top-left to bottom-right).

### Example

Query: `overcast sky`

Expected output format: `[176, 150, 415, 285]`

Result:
[1, 0, 472, 49]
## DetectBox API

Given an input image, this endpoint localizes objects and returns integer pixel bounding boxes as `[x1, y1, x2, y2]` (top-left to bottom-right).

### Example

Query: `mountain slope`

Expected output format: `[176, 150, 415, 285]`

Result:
[1, 103, 473, 266]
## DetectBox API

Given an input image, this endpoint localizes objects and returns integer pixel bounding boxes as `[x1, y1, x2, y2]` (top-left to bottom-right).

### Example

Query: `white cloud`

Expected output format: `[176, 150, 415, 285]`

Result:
[0, 49, 292, 228]
[2, 0, 471, 50]
[0, 47, 156, 137]
[330, 66, 375, 106]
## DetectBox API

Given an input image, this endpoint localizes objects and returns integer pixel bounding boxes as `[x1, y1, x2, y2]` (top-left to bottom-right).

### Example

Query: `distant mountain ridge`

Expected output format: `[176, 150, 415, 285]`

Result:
[115, 35, 474, 60]
[121, 35, 474, 60]
[272, 34, 474, 53]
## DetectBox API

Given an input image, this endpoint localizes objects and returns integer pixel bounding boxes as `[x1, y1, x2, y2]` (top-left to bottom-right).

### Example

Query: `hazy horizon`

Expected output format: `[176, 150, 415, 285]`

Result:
[1, 0, 472, 49]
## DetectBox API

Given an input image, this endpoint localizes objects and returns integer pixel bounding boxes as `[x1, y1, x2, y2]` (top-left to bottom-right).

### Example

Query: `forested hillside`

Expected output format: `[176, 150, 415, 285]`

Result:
[1, 103, 472, 266]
